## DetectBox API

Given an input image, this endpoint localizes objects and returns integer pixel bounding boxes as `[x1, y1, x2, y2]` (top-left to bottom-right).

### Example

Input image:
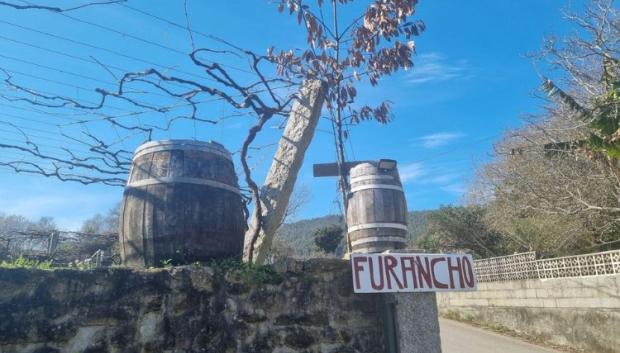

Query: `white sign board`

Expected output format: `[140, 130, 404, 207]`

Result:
[351, 253, 477, 293]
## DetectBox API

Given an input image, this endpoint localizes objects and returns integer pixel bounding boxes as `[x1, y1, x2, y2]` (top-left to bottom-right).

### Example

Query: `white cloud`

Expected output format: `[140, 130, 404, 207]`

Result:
[399, 162, 425, 183]
[417, 173, 460, 185]
[399, 162, 469, 198]
[441, 183, 467, 195]
[413, 132, 465, 149]
[409, 52, 472, 84]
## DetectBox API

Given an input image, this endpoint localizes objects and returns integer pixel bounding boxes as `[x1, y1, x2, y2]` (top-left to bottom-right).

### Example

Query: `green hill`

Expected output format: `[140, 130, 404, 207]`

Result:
[274, 210, 433, 258]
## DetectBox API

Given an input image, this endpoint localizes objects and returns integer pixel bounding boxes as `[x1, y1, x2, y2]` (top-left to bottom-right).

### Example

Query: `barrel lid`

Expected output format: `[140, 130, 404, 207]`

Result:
[133, 139, 232, 161]
[349, 162, 380, 178]
[349, 161, 402, 180]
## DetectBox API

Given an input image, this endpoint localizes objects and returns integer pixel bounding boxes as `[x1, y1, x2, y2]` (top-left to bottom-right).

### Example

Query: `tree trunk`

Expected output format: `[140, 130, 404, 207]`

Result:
[243, 80, 326, 264]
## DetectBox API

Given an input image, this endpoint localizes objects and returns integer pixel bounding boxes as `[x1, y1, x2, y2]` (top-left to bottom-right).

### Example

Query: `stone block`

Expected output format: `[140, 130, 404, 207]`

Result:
[555, 298, 578, 308]
[488, 298, 511, 307]
[597, 297, 620, 308]
[524, 279, 541, 289]
[523, 298, 544, 307]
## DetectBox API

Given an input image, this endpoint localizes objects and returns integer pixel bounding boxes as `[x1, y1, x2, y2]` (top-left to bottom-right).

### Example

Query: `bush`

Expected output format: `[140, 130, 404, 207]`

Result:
[313, 224, 344, 254]
[0, 255, 53, 270]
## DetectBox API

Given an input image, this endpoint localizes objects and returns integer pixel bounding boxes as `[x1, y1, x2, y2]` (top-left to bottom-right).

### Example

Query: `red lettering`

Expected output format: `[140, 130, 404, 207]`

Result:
[352, 256, 368, 290]
[400, 256, 417, 289]
[384, 255, 404, 290]
[368, 256, 384, 290]
[430, 257, 449, 289]
[416, 256, 432, 288]
[447, 256, 465, 289]
[462, 256, 475, 288]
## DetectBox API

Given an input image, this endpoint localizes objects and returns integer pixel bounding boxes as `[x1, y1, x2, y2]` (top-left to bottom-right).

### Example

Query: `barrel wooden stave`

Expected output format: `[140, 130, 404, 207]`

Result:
[120, 140, 244, 267]
[346, 162, 408, 253]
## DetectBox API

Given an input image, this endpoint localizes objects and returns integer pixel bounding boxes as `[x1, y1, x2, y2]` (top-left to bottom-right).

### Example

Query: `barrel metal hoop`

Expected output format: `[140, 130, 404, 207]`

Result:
[349, 184, 403, 193]
[135, 139, 229, 153]
[354, 246, 406, 253]
[349, 175, 394, 183]
[348, 222, 408, 233]
[351, 236, 407, 247]
[133, 145, 232, 162]
[126, 177, 240, 195]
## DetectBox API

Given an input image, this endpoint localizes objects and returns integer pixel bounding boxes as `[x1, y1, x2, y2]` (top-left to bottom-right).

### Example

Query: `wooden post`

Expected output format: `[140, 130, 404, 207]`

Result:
[243, 80, 326, 264]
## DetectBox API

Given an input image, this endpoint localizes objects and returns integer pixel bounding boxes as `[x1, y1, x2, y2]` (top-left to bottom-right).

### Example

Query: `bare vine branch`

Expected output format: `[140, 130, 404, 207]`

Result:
[0, 0, 126, 13]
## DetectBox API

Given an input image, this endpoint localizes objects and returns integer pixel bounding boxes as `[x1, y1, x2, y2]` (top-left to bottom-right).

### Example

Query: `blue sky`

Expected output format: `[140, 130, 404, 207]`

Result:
[0, 0, 586, 229]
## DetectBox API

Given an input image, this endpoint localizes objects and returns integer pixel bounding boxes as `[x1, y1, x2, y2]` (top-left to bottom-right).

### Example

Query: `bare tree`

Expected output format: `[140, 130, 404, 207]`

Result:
[467, 0, 620, 256]
[269, 0, 424, 251]
[539, 0, 620, 165]
[0, 1, 425, 262]
[282, 184, 312, 224]
[470, 112, 618, 255]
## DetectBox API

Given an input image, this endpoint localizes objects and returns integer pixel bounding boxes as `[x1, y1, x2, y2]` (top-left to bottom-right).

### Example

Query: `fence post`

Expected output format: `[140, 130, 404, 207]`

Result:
[47, 231, 59, 256]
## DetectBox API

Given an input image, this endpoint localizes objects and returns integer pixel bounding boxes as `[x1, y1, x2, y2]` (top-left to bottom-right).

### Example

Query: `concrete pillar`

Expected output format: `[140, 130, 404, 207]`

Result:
[381, 250, 443, 352]
[392, 292, 442, 353]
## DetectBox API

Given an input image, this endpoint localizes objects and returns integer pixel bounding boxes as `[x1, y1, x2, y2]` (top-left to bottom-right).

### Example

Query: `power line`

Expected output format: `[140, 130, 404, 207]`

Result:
[0, 163, 127, 181]
[118, 1, 268, 79]
[0, 34, 121, 74]
[0, 134, 96, 153]
[0, 53, 200, 101]
[0, 142, 133, 166]
[0, 150, 111, 162]
[0, 34, 297, 121]
[1, 67, 205, 119]
[119, 1, 261, 76]
[0, 18, 226, 82]
[0, 33, 203, 96]
[1, 109, 61, 126]
[55, 83, 297, 126]
[0, 71, 139, 114]
[0, 102, 90, 122]
[15, 0, 182, 54]
[17, 1, 253, 75]
[0, 34, 195, 107]
[0, 43, 226, 107]
[0, 124, 104, 147]
[0, 67, 180, 111]
[0, 52, 115, 87]
[119, 3, 212, 39]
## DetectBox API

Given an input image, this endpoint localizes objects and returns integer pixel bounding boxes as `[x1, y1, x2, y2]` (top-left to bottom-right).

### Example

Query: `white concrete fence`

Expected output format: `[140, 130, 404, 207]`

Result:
[439, 250, 620, 353]
[474, 250, 620, 282]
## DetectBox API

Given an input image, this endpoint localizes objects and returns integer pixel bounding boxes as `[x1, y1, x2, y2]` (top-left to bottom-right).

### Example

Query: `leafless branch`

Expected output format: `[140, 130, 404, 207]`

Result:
[0, 0, 126, 13]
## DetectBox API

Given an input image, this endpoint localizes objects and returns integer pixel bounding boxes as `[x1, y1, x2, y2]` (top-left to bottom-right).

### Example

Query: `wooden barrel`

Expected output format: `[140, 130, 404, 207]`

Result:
[119, 139, 245, 267]
[346, 162, 408, 253]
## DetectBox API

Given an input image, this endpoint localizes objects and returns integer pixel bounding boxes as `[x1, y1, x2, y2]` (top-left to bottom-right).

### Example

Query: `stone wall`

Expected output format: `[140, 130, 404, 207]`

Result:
[0, 259, 384, 353]
[437, 274, 620, 353]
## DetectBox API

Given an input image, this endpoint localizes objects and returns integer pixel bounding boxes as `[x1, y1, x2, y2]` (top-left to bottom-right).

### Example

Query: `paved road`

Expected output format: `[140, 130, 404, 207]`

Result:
[440, 319, 562, 353]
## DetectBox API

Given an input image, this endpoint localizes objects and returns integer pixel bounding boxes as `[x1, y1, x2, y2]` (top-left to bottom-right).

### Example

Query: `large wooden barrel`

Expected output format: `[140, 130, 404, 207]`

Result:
[119, 139, 245, 267]
[346, 162, 408, 253]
